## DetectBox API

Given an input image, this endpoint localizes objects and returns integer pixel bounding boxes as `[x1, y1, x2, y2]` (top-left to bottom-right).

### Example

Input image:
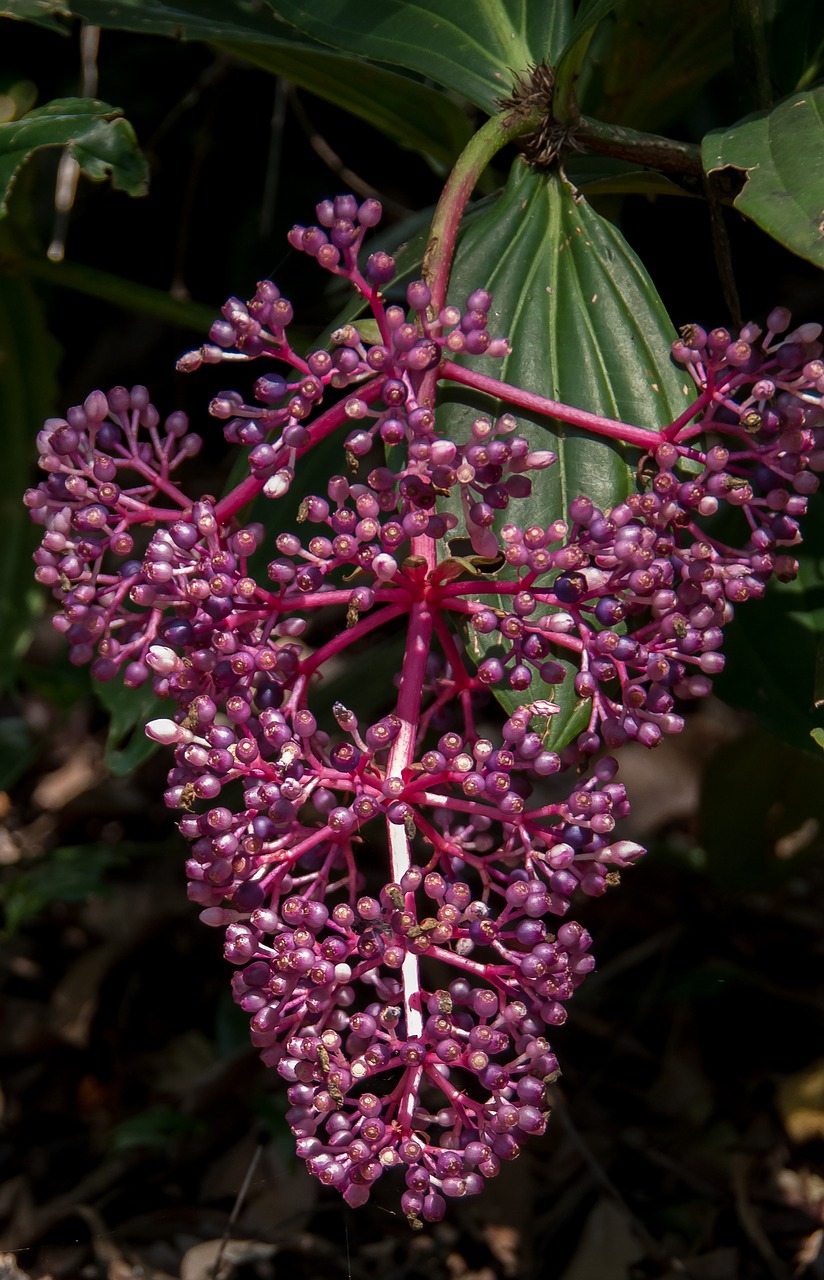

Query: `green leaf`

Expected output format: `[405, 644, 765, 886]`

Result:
[702, 88, 824, 269]
[67, 0, 287, 39]
[0, 1, 71, 31]
[0, 234, 61, 687]
[565, 0, 621, 48]
[0, 842, 143, 934]
[110, 1106, 205, 1152]
[94, 677, 165, 776]
[567, 155, 700, 200]
[58, 0, 473, 165]
[23, 255, 218, 333]
[811, 727, 824, 750]
[270, 0, 574, 114]
[0, 98, 148, 216]
[554, 0, 620, 120]
[220, 40, 472, 168]
[762, 0, 824, 96]
[581, 0, 732, 130]
[0, 716, 37, 790]
[440, 159, 691, 743]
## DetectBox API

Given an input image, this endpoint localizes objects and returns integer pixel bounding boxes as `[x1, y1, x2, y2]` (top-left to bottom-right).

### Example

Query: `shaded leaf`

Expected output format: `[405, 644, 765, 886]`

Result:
[270, 0, 574, 114]
[18, 648, 93, 708]
[63, 0, 473, 166]
[0, 0, 71, 30]
[703, 88, 824, 269]
[219, 42, 472, 168]
[0, 77, 38, 122]
[580, 0, 732, 130]
[24, 254, 218, 332]
[440, 160, 690, 741]
[110, 1105, 206, 1152]
[700, 729, 824, 892]
[180, 1239, 277, 1280]
[554, 0, 621, 119]
[0, 843, 143, 934]
[0, 716, 37, 790]
[776, 1058, 824, 1143]
[563, 0, 620, 50]
[95, 677, 164, 776]
[766, 0, 824, 96]
[312, 629, 406, 727]
[0, 97, 148, 216]
[68, 0, 289, 40]
[560, 1197, 645, 1280]
[716, 603, 824, 753]
[568, 155, 700, 200]
[714, 491, 824, 752]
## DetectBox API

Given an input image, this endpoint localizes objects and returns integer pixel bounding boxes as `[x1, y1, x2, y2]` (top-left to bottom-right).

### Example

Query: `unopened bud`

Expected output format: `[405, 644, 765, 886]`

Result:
[146, 718, 193, 745]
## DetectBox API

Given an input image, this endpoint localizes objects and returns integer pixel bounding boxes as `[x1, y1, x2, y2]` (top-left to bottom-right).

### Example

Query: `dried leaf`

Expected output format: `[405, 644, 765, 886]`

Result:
[776, 1058, 824, 1143]
[180, 1238, 277, 1280]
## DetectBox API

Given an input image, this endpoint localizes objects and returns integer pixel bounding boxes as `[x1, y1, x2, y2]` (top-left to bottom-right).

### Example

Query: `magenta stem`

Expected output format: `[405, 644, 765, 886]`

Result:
[214, 375, 387, 525]
[300, 601, 410, 677]
[440, 360, 665, 449]
[423, 107, 543, 320]
[221, 585, 403, 627]
[662, 382, 717, 440]
[121, 460, 191, 508]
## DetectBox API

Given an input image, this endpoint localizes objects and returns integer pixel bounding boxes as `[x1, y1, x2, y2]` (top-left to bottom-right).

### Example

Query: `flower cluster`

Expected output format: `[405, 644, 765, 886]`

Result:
[25, 195, 823, 1223]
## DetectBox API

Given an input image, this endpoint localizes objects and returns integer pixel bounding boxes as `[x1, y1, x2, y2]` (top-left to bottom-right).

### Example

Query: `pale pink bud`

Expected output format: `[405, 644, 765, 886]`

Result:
[146, 719, 193, 745]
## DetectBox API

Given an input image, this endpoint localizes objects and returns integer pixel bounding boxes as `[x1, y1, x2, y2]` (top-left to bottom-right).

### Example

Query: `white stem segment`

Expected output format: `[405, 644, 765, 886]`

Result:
[385, 597, 434, 1041]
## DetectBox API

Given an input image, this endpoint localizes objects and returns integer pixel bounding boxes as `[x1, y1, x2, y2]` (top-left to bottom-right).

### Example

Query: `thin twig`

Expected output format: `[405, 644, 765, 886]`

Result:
[259, 77, 288, 239]
[48, 23, 99, 262]
[704, 171, 742, 330]
[209, 1142, 264, 1280]
[548, 1087, 688, 1273]
[287, 87, 411, 220]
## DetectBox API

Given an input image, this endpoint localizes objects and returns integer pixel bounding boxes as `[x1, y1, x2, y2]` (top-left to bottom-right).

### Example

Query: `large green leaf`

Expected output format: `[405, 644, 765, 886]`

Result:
[221, 41, 471, 168]
[65, 0, 291, 39]
[0, 98, 148, 216]
[270, 0, 574, 115]
[60, 0, 473, 167]
[440, 159, 691, 742]
[444, 161, 690, 523]
[703, 88, 824, 269]
[580, 0, 731, 129]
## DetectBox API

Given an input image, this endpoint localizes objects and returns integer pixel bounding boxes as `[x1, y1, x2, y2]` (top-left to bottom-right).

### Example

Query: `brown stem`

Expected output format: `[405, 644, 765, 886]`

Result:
[575, 116, 703, 176]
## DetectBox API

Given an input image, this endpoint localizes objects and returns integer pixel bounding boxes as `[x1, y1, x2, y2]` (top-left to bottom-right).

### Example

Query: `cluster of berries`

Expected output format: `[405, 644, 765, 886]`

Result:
[25, 196, 823, 1223]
